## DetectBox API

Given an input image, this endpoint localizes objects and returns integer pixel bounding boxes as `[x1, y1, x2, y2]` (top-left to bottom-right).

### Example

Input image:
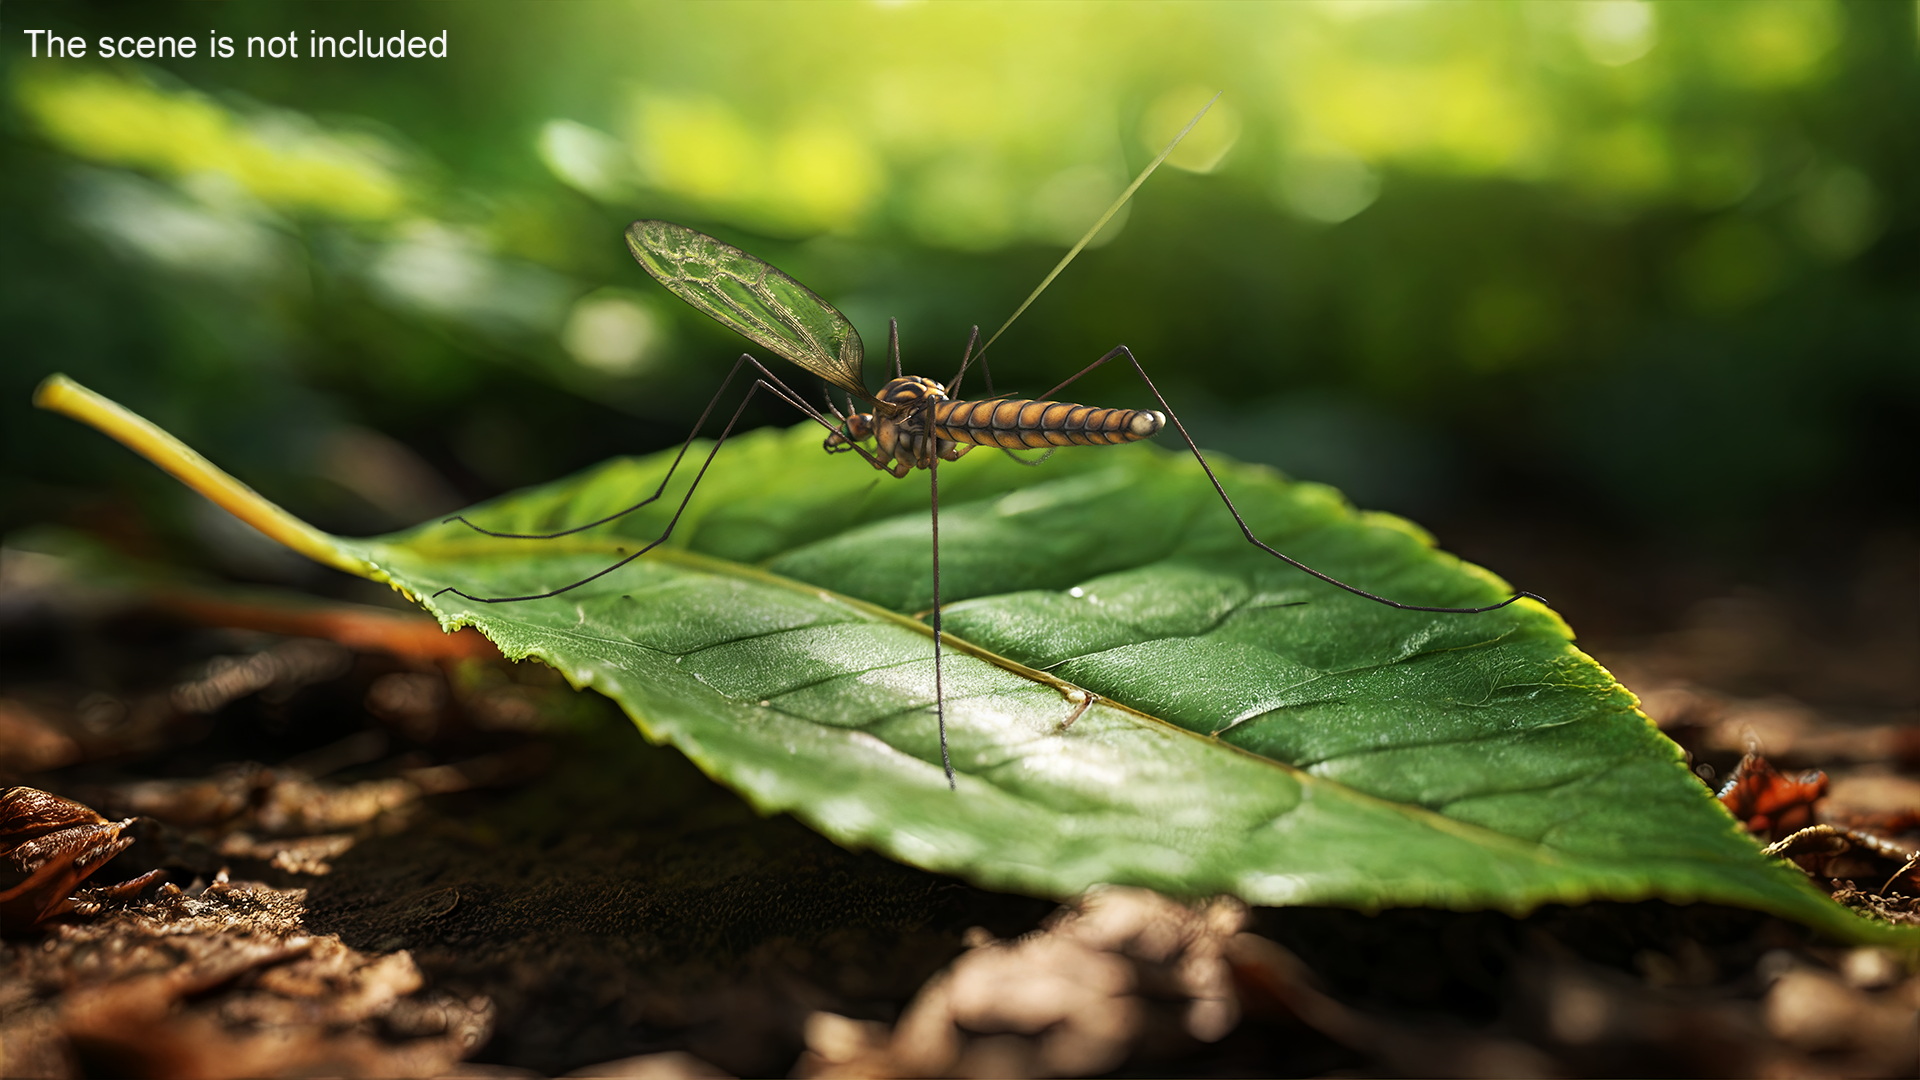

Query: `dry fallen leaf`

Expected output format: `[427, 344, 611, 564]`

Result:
[797, 886, 1245, 1079]
[0, 874, 491, 1079]
[0, 787, 162, 932]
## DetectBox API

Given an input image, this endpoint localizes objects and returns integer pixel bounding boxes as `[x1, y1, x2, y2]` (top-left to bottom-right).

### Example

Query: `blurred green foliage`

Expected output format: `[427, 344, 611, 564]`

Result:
[5, 0, 1916, 582]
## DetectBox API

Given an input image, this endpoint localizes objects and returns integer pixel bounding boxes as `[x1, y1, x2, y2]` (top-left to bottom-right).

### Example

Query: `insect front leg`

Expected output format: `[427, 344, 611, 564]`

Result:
[436, 355, 888, 604]
[446, 354, 788, 541]
[1040, 346, 1546, 616]
[826, 412, 938, 478]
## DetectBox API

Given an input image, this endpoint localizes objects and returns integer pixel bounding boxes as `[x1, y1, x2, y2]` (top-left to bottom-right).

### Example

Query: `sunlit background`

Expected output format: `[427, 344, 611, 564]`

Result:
[5, 0, 1915, 629]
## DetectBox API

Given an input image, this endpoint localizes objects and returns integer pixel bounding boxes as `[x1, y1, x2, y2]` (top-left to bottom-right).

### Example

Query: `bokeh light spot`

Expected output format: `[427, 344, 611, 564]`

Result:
[1577, 1, 1657, 67]
[68, 168, 290, 284]
[1707, 0, 1841, 89]
[18, 70, 405, 220]
[632, 94, 760, 206]
[562, 291, 664, 376]
[765, 121, 884, 231]
[1274, 150, 1381, 224]
[1029, 163, 1129, 247]
[537, 119, 633, 202]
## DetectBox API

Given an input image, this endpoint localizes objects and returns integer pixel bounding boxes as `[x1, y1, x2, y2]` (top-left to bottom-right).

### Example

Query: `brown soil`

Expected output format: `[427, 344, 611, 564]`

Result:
[0, 531, 1914, 1078]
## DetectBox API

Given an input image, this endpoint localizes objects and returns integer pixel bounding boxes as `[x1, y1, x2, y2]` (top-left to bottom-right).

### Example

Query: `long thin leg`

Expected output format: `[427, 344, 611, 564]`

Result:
[446, 355, 883, 540]
[947, 326, 983, 397]
[948, 326, 1043, 466]
[1042, 347, 1547, 616]
[435, 357, 888, 604]
[1000, 447, 1055, 467]
[445, 353, 745, 540]
[929, 452, 954, 789]
[948, 323, 1022, 399]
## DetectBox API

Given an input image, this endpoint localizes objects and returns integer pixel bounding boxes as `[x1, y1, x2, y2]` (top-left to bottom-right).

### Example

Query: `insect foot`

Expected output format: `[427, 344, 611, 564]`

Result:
[0, 787, 164, 933]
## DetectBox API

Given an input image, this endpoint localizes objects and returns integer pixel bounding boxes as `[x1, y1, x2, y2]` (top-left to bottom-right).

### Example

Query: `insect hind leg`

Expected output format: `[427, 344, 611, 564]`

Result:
[435, 355, 886, 605]
[1043, 346, 1547, 616]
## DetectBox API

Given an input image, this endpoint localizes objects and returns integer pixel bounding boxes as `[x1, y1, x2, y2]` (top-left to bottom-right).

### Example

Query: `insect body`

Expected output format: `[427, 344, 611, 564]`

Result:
[826, 379, 1165, 477]
[624, 218, 1167, 481]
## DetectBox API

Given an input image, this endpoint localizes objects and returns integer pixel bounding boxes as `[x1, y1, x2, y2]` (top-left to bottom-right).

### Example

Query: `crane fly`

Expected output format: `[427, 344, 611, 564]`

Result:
[436, 97, 1543, 790]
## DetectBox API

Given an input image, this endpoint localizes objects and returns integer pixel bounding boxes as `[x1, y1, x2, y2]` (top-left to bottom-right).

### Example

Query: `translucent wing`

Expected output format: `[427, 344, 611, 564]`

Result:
[626, 220, 868, 398]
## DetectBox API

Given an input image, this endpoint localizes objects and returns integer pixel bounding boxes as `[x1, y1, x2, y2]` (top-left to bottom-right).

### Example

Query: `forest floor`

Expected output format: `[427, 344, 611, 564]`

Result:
[0, 524, 1915, 1078]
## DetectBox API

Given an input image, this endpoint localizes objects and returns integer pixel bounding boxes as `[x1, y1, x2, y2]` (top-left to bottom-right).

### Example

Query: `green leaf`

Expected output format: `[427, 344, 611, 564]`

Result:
[36, 376, 1910, 943]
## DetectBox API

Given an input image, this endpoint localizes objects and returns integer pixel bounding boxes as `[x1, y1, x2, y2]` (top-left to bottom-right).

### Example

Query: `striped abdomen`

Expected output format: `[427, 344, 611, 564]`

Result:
[930, 398, 1165, 450]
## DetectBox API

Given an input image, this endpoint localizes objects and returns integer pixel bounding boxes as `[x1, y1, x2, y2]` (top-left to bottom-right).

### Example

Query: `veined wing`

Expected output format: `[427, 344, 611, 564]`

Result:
[626, 220, 868, 398]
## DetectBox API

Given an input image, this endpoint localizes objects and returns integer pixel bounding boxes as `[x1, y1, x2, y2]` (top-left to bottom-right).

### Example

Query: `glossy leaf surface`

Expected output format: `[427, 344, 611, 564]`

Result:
[331, 425, 1888, 940]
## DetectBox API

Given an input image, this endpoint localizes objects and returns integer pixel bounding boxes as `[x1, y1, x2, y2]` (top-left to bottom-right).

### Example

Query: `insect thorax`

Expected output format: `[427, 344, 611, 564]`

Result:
[820, 375, 964, 477]
[875, 375, 950, 416]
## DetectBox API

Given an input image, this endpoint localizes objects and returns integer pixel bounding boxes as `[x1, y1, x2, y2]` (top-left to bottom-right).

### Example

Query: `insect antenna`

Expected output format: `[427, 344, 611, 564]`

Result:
[820, 383, 870, 450]
[888, 317, 903, 379]
[952, 91, 1220, 392]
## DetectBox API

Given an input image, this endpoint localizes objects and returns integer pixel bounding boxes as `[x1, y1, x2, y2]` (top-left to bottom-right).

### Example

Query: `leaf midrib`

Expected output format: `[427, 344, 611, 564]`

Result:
[374, 531, 1623, 873]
